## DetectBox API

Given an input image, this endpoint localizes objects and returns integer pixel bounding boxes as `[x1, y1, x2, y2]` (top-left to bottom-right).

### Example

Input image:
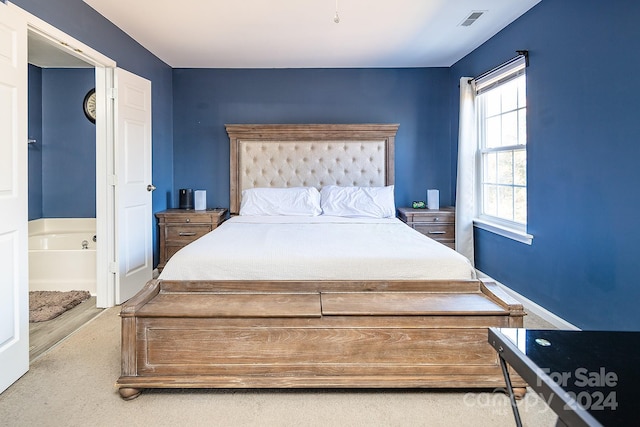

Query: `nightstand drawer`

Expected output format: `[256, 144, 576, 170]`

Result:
[412, 213, 454, 223]
[163, 213, 214, 224]
[397, 207, 455, 223]
[165, 225, 211, 242]
[413, 224, 455, 240]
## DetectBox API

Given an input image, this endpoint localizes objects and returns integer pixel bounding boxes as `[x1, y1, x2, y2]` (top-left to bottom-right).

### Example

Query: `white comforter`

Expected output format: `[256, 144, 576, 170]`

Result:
[159, 215, 476, 281]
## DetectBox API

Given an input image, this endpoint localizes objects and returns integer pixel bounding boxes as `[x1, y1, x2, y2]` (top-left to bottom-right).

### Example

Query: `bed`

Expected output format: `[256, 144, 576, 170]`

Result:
[116, 124, 525, 399]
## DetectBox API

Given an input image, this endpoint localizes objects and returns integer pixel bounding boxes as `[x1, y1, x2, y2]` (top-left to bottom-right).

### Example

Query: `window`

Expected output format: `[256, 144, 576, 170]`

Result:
[475, 56, 530, 241]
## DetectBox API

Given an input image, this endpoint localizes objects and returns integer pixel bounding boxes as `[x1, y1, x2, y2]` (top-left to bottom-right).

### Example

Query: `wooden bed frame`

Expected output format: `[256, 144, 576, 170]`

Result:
[117, 124, 525, 399]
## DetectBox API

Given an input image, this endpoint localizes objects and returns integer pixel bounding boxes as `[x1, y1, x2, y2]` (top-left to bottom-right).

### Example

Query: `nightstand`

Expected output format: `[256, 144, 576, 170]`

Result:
[156, 208, 227, 271]
[397, 206, 455, 249]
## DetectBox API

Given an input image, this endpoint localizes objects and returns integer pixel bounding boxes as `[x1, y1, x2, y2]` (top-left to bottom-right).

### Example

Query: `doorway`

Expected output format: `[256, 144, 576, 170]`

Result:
[27, 33, 97, 290]
[26, 31, 104, 358]
[23, 18, 119, 310]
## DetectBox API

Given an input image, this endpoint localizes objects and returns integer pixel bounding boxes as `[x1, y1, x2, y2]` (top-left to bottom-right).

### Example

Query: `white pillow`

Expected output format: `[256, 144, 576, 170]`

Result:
[320, 185, 395, 218]
[240, 187, 322, 216]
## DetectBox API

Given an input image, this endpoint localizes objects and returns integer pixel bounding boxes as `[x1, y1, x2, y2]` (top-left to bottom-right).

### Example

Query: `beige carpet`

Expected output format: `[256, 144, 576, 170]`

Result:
[0, 307, 559, 426]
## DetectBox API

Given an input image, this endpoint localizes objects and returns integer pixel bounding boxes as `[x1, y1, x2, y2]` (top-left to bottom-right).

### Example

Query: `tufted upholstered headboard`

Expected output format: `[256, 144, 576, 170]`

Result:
[226, 124, 399, 214]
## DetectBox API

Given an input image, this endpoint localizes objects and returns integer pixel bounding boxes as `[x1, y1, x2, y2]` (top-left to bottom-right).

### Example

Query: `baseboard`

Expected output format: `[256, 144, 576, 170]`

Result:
[476, 270, 580, 330]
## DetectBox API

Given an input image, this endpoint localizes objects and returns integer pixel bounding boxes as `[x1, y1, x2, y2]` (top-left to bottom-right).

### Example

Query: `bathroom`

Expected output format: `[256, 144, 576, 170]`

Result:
[27, 55, 98, 299]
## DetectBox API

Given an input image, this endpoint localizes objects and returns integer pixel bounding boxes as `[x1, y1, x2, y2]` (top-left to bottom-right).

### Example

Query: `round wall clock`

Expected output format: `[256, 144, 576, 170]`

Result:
[83, 88, 96, 123]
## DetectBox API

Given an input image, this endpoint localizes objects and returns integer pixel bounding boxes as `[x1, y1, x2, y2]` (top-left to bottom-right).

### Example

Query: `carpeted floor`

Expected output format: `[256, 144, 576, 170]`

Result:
[0, 307, 559, 426]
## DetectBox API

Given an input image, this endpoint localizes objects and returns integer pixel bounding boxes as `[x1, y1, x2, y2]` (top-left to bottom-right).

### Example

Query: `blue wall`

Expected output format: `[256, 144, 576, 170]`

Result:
[41, 68, 96, 218]
[28, 67, 95, 218]
[27, 65, 42, 220]
[172, 68, 452, 209]
[451, 0, 640, 330]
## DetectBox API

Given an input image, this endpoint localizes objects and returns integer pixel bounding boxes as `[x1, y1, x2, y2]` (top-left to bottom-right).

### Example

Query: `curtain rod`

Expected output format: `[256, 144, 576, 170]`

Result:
[469, 50, 529, 84]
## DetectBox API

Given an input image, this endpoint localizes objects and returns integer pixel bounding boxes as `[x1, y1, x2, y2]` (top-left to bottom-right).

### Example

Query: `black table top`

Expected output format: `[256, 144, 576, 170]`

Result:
[489, 328, 640, 427]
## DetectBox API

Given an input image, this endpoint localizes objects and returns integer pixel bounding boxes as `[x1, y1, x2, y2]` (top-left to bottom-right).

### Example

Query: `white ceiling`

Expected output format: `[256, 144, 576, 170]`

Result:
[82, 0, 541, 68]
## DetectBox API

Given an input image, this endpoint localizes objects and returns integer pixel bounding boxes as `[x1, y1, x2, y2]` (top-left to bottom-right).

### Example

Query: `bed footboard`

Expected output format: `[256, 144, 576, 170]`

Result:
[117, 279, 525, 398]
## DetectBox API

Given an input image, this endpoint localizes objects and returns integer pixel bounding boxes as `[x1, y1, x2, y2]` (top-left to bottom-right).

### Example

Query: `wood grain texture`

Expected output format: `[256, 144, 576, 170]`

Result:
[140, 327, 496, 374]
[158, 279, 483, 294]
[321, 292, 507, 316]
[137, 293, 322, 318]
[117, 278, 526, 397]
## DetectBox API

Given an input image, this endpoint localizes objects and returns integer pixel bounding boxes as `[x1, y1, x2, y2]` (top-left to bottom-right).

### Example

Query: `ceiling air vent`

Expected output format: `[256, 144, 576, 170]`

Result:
[460, 11, 485, 27]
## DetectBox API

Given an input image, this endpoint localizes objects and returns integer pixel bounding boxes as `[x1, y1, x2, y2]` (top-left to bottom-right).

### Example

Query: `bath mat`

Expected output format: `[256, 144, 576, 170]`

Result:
[29, 290, 91, 323]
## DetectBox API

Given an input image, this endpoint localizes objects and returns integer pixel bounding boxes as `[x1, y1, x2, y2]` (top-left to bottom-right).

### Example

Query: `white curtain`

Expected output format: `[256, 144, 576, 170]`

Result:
[455, 77, 476, 265]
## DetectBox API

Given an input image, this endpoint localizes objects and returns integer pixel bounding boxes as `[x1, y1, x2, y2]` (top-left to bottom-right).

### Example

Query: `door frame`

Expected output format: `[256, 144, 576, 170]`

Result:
[14, 4, 118, 307]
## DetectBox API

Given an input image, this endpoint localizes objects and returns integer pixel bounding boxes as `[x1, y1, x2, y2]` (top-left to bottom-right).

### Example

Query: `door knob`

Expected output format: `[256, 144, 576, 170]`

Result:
[147, 184, 156, 192]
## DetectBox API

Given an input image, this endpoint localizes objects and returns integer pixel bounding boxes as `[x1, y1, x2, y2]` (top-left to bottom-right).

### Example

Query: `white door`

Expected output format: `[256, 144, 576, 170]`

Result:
[0, 3, 29, 394]
[114, 67, 153, 304]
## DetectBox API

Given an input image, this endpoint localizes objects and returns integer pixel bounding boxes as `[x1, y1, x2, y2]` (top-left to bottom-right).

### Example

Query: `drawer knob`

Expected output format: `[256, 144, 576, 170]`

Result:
[185, 218, 190, 223]
[433, 217, 439, 222]
[178, 232, 197, 236]
[428, 231, 446, 235]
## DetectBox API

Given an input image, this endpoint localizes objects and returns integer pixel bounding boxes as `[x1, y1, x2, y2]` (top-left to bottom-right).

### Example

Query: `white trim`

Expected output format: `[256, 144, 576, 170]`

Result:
[15, 6, 115, 68]
[474, 218, 533, 245]
[95, 67, 116, 308]
[476, 271, 579, 330]
[475, 61, 529, 240]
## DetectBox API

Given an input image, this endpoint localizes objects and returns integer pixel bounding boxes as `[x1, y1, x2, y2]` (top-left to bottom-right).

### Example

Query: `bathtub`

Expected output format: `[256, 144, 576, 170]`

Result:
[28, 218, 96, 295]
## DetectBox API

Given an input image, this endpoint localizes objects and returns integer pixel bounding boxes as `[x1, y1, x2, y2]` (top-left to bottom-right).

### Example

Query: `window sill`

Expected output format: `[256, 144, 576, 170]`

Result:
[473, 218, 533, 245]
